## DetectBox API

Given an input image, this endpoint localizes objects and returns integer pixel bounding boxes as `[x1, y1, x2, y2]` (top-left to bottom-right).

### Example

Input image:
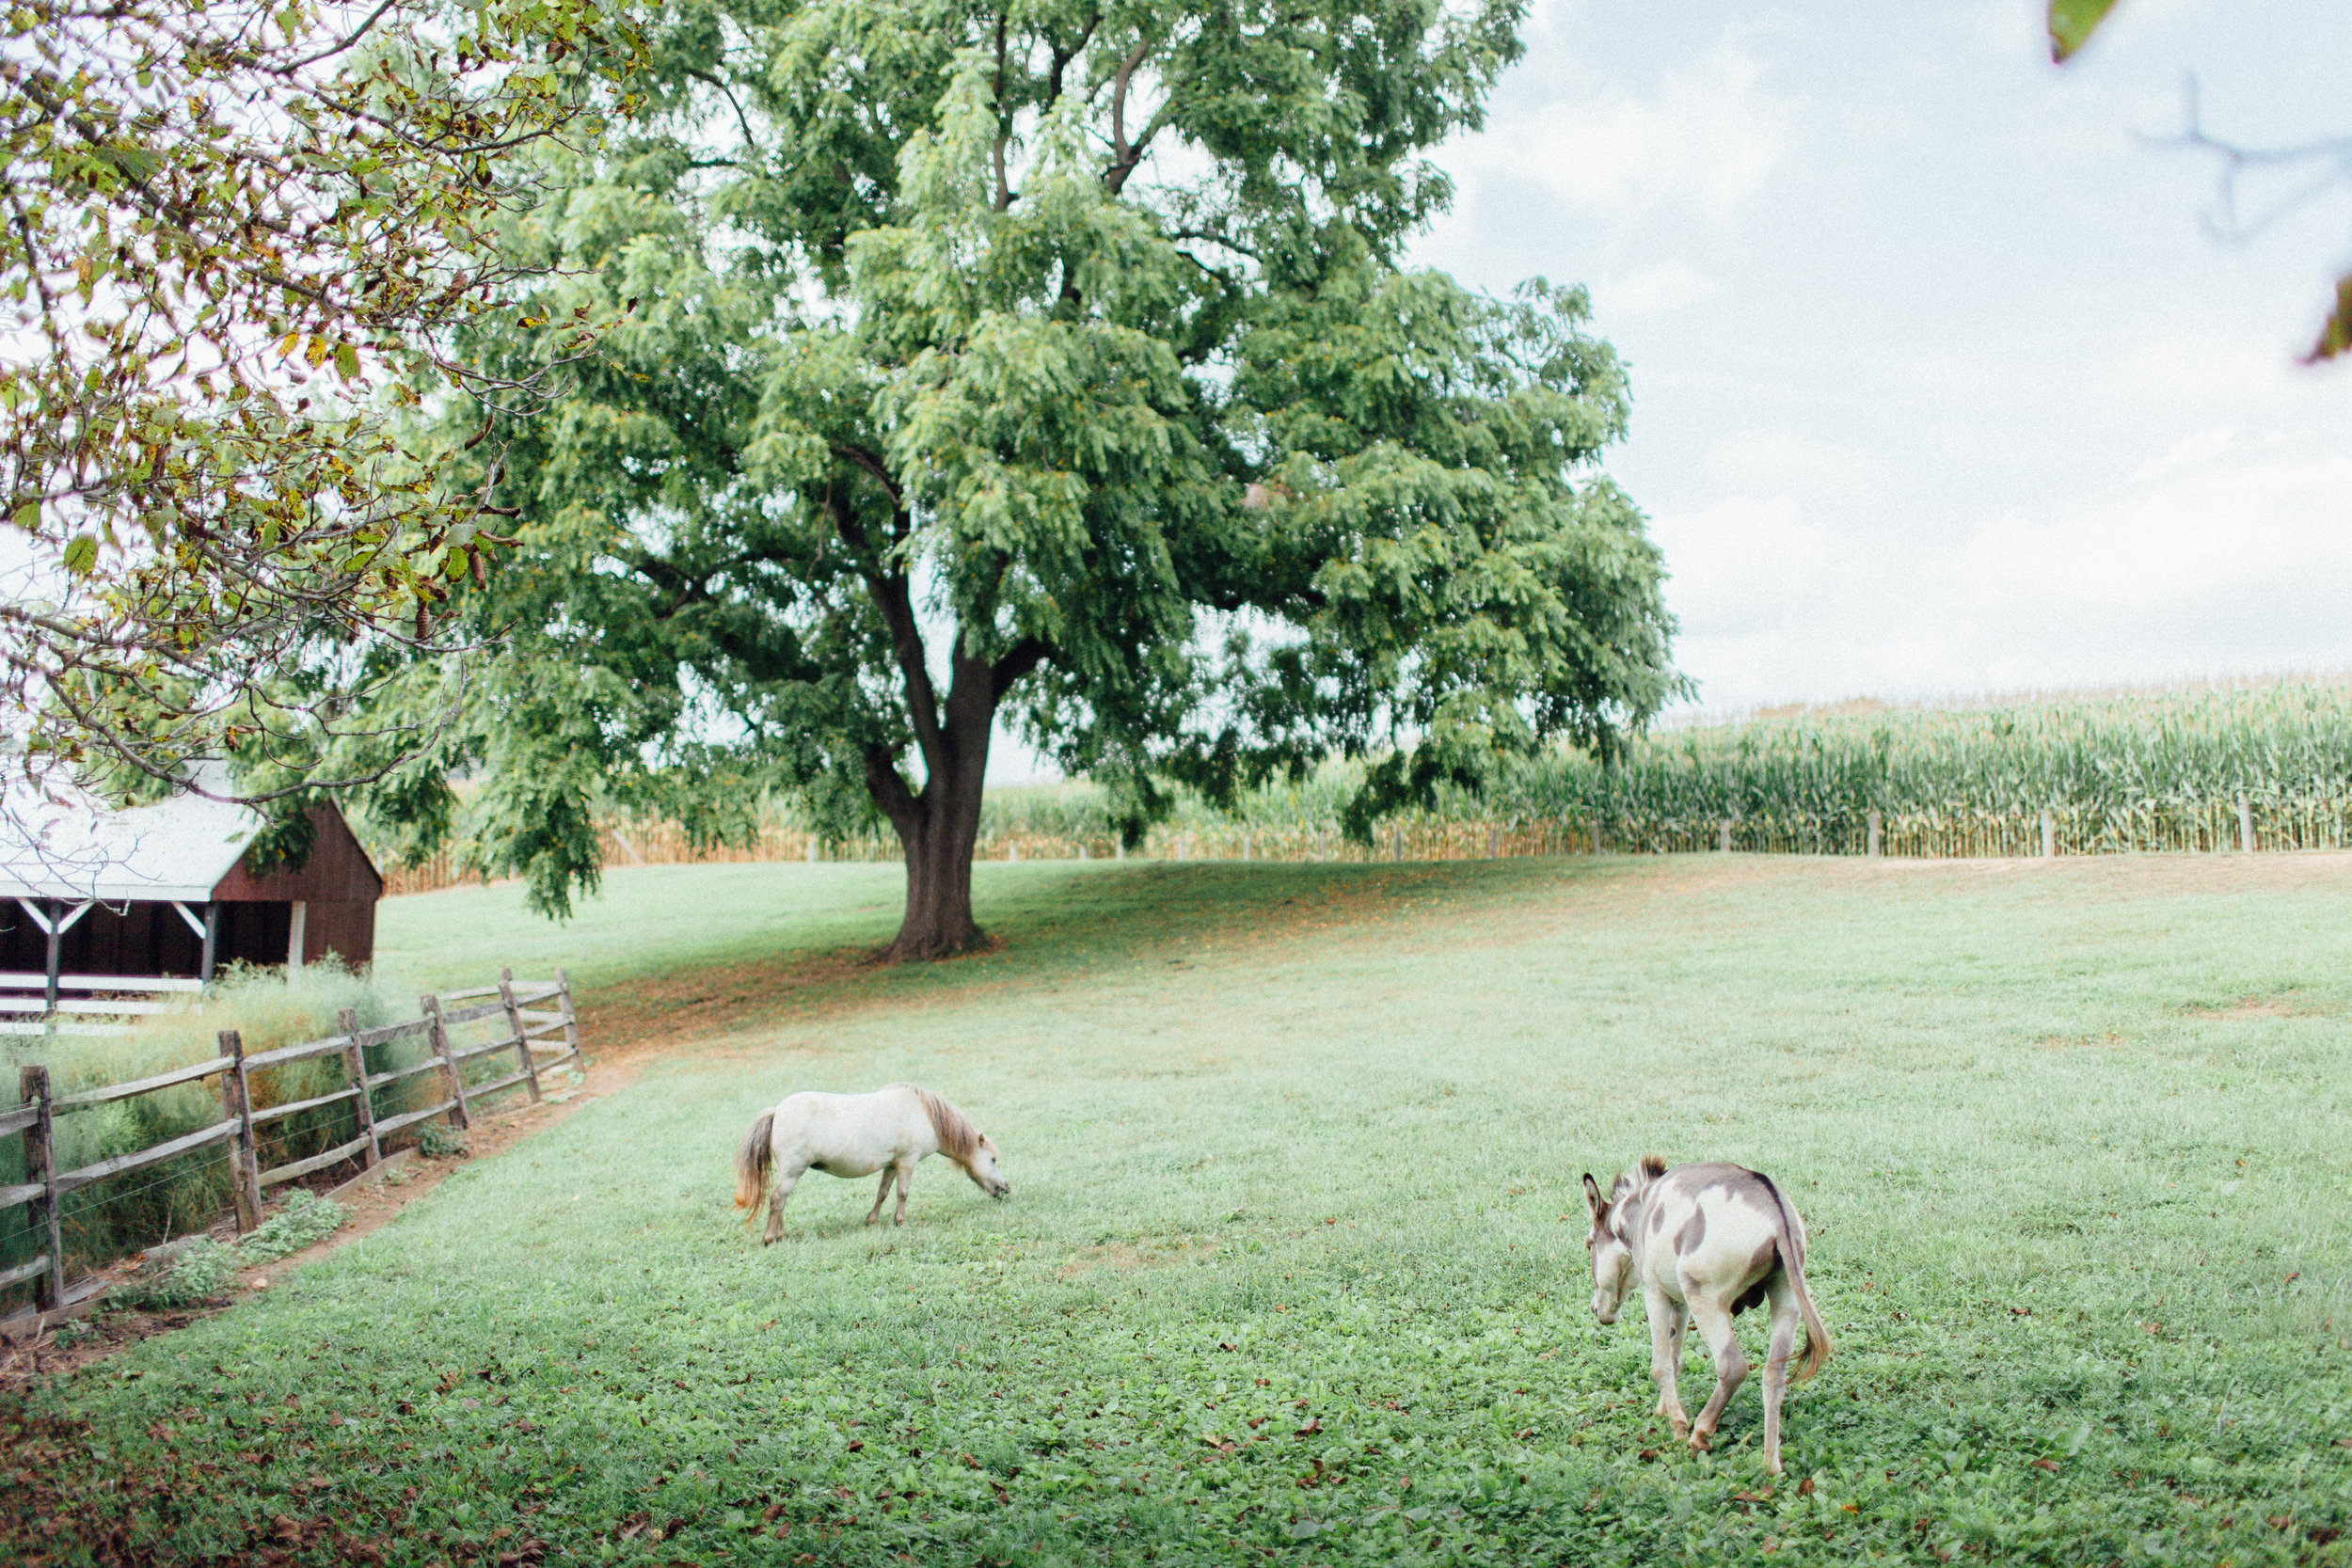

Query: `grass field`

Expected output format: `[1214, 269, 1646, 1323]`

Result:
[10, 853, 2352, 1566]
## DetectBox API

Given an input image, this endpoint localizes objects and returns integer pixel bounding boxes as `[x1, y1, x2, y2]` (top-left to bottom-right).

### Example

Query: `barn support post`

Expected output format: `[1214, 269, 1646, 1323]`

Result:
[498, 968, 541, 1103]
[338, 1007, 380, 1169]
[42, 898, 61, 1016]
[217, 1030, 262, 1233]
[285, 900, 307, 977]
[20, 1064, 64, 1311]
[422, 993, 469, 1131]
[199, 902, 218, 982]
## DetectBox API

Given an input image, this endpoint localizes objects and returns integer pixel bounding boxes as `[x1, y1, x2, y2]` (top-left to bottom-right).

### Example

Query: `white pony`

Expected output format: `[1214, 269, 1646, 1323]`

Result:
[1583, 1155, 1831, 1475]
[733, 1082, 1009, 1243]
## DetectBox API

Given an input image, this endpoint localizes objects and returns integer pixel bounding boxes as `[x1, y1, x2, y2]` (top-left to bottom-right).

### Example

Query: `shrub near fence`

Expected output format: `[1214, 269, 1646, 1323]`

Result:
[1, 969, 583, 1326]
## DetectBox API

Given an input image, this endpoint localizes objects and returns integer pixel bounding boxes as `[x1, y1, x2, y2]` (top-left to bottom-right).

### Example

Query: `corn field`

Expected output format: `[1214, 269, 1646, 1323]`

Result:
[373, 682, 2352, 893]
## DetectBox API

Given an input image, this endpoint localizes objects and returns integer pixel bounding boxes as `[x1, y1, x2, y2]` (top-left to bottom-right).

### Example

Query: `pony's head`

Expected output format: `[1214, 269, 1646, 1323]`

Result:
[962, 1133, 1011, 1200]
[1582, 1155, 1666, 1324]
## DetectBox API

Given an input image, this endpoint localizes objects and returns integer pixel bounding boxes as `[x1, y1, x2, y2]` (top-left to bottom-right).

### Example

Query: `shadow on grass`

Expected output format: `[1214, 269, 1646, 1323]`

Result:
[573, 855, 1636, 1050]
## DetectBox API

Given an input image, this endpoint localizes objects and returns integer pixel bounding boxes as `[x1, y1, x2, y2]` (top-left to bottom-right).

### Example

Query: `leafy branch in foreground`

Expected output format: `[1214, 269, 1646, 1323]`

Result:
[0, 0, 644, 801]
[2048, 0, 2352, 361]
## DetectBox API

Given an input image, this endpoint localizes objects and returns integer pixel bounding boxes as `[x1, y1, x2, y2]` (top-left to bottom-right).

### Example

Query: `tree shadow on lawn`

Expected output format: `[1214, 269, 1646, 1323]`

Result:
[572, 854, 1647, 1052]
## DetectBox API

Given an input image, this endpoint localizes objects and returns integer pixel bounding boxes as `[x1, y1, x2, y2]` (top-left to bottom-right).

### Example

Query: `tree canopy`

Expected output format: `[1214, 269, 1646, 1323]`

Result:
[356, 0, 1682, 958]
[1, 0, 642, 806]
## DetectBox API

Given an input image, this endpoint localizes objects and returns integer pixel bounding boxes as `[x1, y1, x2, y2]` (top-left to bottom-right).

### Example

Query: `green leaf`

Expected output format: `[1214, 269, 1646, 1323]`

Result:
[2047, 0, 2121, 63]
[2303, 273, 2352, 364]
[333, 341, 361, 382]
[63, 532, 99, 575]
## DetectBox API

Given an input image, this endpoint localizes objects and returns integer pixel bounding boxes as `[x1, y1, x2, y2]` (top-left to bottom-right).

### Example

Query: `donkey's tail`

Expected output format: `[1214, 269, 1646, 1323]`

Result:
[1783, 1240, 1832, 1382]
[1758, 1172, 1832, 1381]
[734, 1110, 775, 1228]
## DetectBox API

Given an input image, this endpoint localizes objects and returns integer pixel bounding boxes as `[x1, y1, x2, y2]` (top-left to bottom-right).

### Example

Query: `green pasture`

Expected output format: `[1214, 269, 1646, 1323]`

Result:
[12, 854, 2352, 1566]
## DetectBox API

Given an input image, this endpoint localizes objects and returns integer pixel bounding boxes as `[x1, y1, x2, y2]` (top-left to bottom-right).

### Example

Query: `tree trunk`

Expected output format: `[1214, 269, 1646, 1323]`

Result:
[886, 796, 984, 958]
[874, 652, 999, 961]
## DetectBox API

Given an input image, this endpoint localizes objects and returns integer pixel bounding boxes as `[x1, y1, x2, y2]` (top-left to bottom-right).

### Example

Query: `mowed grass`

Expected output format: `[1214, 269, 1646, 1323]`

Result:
[13, 853, 2352, 1567]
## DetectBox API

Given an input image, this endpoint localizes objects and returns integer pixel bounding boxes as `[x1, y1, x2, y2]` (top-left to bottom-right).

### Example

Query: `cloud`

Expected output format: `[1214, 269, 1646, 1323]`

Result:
[1450, 34, 1801, 230]
[1659, 437, 2352, 712]
[1597, 261, 1717, 319]
[2129, 423, 2238, 483]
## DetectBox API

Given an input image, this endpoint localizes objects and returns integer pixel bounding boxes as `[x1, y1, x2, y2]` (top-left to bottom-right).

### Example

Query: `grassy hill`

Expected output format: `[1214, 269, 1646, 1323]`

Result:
[13, 853, 2352, 1564]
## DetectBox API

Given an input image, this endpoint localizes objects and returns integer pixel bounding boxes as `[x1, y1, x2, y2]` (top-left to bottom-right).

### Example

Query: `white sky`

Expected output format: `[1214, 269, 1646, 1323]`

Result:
[1409, 0, 2352, 718]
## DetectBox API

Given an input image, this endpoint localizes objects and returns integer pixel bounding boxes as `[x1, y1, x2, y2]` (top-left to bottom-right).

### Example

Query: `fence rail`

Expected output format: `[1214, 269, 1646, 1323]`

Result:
[0, 974, 210, 1039]
[2, 966, 583, 1329]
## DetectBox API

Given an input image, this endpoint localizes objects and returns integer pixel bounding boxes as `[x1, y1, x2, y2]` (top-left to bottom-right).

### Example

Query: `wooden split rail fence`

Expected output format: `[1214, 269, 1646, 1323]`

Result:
[2, 968, 582, 1322]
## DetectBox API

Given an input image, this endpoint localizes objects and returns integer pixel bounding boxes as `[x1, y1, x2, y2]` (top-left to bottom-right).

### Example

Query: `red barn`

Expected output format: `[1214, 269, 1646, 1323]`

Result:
[1, 773, 383, 1005]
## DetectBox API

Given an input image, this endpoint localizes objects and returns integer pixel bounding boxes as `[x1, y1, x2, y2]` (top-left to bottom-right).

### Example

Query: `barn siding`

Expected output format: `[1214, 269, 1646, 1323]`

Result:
[212, 804, 384, 906]
[304, 899, 375, 968]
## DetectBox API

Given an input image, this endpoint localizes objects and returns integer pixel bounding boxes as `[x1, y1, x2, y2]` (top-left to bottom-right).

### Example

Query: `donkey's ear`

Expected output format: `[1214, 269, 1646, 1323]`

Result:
[1581, 1173, 1605, 1216]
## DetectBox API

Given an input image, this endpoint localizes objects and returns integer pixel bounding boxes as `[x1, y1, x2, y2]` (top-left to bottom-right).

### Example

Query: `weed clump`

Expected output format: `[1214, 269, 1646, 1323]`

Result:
[109, 1192, 346, 1309]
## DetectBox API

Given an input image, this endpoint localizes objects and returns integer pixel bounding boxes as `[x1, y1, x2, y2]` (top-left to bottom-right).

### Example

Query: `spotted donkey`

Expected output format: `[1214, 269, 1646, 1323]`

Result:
[1581, 1157, 1831, 1473]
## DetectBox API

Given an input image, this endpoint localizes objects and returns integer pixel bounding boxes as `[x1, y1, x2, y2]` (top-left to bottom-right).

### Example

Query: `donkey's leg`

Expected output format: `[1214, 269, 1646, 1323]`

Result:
[865, 1168, 894, 1226]
[892, 1160, 914, 1226]
[1758, 1283, 1802, 1476]
[764, 1164, 805, 1245]
[1686, 1296, 1748, 1454]
[1645, 1289, 1692, 1440]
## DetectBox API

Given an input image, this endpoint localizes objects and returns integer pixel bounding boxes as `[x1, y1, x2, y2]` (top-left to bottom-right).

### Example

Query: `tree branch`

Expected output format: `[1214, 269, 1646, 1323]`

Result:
[992, 636, 1053, 701]
[828, 492, 946, 782]
[684, 67, 761, 154]
[864, 742, 920, 833]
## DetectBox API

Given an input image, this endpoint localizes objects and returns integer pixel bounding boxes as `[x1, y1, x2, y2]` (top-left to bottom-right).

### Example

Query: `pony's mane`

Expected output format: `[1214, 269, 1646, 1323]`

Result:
[897, 1082, 981, 1163]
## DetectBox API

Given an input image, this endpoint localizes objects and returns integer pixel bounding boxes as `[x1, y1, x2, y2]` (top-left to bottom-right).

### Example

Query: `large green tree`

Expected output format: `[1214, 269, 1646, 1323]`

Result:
[365, 0, 1680, 958]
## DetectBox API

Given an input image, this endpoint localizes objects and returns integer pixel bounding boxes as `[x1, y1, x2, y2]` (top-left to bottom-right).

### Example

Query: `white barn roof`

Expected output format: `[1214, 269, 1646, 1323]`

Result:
[0, 766, 262, 904]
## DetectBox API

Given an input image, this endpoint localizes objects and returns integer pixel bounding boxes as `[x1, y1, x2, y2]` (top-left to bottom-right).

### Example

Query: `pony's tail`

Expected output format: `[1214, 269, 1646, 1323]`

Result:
[734, 1110, 775, 1229]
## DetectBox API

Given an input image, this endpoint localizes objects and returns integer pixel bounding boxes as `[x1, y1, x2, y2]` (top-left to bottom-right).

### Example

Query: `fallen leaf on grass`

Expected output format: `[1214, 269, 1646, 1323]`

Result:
[1732, 1488, 1772, 1502]
[1293, 1418, 1323, 1436]
[2032, 1458, 2060, 1474]
[1797, 1477, 1816, 1497]
[1638, 1449, 1659, 1462]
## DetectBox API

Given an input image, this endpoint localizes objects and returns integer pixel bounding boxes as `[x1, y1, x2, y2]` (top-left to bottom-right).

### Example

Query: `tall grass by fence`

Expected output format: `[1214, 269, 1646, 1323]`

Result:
[1, 968, 582, 1325]
[370, 681, 2352, 889]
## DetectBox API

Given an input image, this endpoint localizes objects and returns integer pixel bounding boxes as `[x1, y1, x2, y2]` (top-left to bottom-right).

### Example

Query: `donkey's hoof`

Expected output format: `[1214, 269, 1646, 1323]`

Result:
[1668, 1418, 1692, 1442]
[1688, 1431, 1712, 1454]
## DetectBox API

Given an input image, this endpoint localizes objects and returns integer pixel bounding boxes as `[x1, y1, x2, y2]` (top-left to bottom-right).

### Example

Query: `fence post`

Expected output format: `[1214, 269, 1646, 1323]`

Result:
[554, 967, 585, 1072]
[2039, 807, 2056, 860]
[2237, 794, 2255, 853]
[421, 994, 469, 1131]
[1867, 809, 1882, 859]
[20, 1064, 63, 1312]
[498, 968, 542, 1103]
[218, 1030, 261, 1233]
[337, 1007, 381, 1170]
[1718, 818, 1732, 854]
[1487, 825, 1500, 859]
[1588, 820, 1602, 856]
